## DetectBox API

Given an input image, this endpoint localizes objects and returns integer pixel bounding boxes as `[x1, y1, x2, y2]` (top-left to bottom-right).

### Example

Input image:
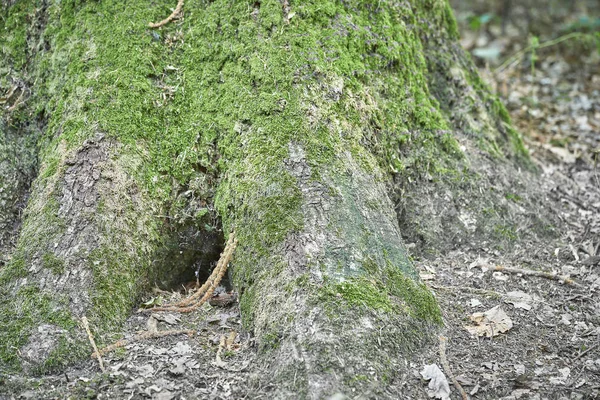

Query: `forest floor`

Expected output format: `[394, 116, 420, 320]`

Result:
[413, 2, 600, 399]
[1, 2, 600, 399]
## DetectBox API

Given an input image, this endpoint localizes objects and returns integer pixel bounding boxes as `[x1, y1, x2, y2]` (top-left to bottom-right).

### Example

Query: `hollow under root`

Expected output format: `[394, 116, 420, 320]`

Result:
[141, 231, 237, 313]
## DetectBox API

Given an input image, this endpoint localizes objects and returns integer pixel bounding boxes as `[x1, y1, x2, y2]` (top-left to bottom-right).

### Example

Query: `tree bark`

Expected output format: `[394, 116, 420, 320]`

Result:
[0, 0, 538, 397]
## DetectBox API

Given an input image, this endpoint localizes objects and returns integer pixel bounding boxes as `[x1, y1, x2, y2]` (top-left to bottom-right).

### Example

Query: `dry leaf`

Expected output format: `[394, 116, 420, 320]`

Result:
[465, 305, 513, 337]
[469, 298, 482, 308]
[420, 364, 451, 400]
[503, 291, 533, 311]
[146, 316, 158, 333]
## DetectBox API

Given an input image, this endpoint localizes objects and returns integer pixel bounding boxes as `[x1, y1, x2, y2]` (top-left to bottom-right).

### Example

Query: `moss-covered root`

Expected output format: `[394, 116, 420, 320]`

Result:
[0, 136, 163, 374]
[223, 142, 441, 397]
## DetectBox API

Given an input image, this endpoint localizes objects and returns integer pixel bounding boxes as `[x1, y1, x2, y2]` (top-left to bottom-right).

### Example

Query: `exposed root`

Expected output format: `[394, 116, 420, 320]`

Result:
[493, 265, 581, 287]
[439, 336, 468, 400]
[149, 0, 184, 28]
[82, 317, 106, 372]
[92, 329, 195, 359]
[141, 231, 237, 313]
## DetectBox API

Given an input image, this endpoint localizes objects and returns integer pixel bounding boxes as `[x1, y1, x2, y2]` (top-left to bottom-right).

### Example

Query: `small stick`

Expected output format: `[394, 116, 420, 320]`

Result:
[92, 329, 195, 358]
[82, 317, 106, 373]
[492, 265, 581, 287]
[439, 336, 468, 400]
[149, 0, 184, 28]
[572, 343, 599, 362]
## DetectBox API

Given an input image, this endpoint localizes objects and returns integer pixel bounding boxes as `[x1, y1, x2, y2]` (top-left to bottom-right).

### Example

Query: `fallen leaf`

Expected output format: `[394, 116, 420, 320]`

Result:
[152, 313, 180, 325]
[549, 367, 571, 385]
[560, 314, 572, 326]
[503, 291, 533, 311]
[142, 296, 163, 308]
[465, 306, 513, 337]
[154, 390, 175, 400]
[146, 316, 158, 332]
[420, 273, 436, 281]
[469, 298, 482, 308]
[492, 271, 509, 281]
[169, 342, 192, 355]
[420, 364, 451, 400]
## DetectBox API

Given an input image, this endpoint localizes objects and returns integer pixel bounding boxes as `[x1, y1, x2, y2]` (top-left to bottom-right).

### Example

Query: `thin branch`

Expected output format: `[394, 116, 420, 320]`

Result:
[439, 336, 468, 400]
[492, 265, 581, 287]
[149, 0, 184, 28]
[82, 317, 106, 372]
[495, 32, 584, 74]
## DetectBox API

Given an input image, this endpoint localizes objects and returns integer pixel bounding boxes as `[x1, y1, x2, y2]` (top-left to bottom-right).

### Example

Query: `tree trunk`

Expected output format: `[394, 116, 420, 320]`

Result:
[0, 0, 541, 397]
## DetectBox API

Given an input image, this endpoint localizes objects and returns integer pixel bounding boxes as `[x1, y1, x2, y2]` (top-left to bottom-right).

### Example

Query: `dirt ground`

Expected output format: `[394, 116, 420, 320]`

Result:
[1, 1, 599, 399]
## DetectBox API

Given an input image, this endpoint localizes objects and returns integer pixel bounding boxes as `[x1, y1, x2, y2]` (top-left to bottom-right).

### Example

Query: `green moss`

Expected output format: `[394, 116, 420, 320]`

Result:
[35, 336, 89, 375]
[239, 284, 258, 330]
[0, 285, 77, 372]
[493, 224, 518, 241]
[318, 262, 441, 324]
[505, 193, 522, 202]
[86, 242, 152, 342]
[42, 253, 65, 275]
[0, 0, 523, 374]
[261, 330, 282, 351]
[0, 0, 34, 71]
[383, 264, 442, 324]
[323, 278, 395, 313]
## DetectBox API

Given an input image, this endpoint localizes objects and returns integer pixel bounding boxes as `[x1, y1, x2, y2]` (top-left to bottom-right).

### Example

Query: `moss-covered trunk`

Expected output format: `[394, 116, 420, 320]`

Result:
[1, 0, 534, 396]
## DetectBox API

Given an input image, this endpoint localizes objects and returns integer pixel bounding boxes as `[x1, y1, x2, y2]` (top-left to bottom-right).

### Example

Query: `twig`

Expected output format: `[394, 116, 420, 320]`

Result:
[439, 336, 468, 400]
[149, 0, 184, 28]
[92, 329, 195, 358]
[492, 265, 581, 287]
[214, 331, 248, 372]
[82, 317, 106, 373]
[495, 32, 585, 74]
[7, 89, 26, 112]
[572, 343, 599, 363]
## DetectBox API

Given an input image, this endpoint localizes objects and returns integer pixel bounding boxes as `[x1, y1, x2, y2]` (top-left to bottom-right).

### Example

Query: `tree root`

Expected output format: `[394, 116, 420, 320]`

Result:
[439, 336, 468, 400]
[141, 231, 237, 313]
[91, 329, 195, 359]
[149, 0, 184, 28]
[492, 265, 581, 287]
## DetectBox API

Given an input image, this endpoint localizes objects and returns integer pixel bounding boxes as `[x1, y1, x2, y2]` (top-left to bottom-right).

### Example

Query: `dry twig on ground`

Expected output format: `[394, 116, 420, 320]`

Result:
[493, 265, 581, 287]
[82, 316, 106, 372]
[439, 336, 468, 400]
